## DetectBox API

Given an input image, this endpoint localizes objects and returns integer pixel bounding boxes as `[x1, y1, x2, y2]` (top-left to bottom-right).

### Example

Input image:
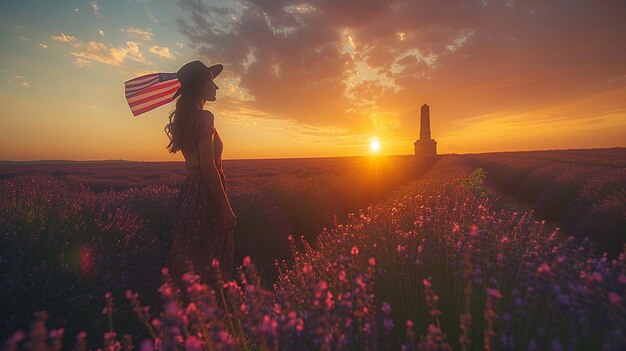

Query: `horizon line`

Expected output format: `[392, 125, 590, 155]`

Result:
[1, 146, 624, 163]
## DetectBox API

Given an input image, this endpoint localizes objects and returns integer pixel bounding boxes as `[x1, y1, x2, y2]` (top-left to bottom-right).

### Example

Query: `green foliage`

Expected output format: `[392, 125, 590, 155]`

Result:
[460, 168, 491, 197]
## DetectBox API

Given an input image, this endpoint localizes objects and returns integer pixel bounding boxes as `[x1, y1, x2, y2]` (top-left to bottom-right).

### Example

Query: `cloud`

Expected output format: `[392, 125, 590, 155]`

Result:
[148, 45, 176, 59]
[91, 2, 99, 15]
[176, 0, 356, 128]
[98, 29, 105, 37]
[38, 43, 48, 48]
[70, 40, 152, 67]
[176, 0, 626, 143]
[74, 58, 92, 68]
[123, 27, 154, 41]
[52, 33, 76, 42]
[144, 3, 159, 23]
[52, 31, 153, 67]
[9, 75, 30, 87]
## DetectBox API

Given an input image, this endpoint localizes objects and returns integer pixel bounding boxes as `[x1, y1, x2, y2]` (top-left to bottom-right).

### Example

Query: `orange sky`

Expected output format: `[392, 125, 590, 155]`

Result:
[1, 0, 625, 161]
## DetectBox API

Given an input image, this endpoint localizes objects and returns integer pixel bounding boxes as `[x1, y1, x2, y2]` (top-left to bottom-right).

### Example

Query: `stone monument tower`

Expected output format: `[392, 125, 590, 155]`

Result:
[414, 104, 437, 156]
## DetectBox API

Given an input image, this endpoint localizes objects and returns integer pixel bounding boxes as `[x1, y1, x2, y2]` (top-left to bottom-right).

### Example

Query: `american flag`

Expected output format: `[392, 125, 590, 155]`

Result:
[124, 73, 180, 116]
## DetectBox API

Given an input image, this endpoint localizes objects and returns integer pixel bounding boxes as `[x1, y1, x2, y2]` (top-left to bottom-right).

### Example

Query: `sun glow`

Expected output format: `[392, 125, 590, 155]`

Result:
[370, 138, 381, 153]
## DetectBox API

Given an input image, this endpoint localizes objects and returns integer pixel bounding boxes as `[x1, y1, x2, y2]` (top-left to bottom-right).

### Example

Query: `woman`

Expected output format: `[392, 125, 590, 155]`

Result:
[164, 60, 237, 283]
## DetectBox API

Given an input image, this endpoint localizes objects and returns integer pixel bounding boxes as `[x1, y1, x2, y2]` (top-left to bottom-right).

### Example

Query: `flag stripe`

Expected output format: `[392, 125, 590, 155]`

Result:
[126, 79, 180, 99]
[126, 80, 180, 103]
[124, 72, 180, 116]
[125, 77, 160, 94]
[131, 92, 175, 112]
[124, 73, 159, 85]
[132, 95, 174, 116]
[126, 76, 158, 88]
[125, 78, 159, 92]
[128, 85, 180, 107]
[125, 79, 162, 97]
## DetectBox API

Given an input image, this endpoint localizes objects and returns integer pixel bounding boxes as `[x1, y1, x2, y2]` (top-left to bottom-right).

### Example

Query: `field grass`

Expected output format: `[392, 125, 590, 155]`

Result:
[1, 149, 623, 350]
[0, 154, 437, 347]
[465, 147, 626, 255]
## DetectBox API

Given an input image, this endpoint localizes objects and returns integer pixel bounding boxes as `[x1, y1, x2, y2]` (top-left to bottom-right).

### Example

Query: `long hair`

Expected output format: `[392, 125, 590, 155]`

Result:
[164, 81, 207, 154]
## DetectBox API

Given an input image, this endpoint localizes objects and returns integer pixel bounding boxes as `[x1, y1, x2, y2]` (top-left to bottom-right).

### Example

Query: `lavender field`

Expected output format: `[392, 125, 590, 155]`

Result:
[465, 147, 626, 255]
[1, 150, 624, 350]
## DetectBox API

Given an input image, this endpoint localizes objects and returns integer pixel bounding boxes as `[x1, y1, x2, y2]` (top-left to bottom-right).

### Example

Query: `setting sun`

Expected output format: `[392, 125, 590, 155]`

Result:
[370, 138, 381, 153]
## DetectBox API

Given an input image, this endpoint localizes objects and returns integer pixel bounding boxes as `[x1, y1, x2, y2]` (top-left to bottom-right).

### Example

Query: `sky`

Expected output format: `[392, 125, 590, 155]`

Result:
[1, 0, 625, 161]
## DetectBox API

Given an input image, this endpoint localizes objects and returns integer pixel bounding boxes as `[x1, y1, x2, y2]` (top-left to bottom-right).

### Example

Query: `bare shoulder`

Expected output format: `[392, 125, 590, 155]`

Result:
[196, 110, 215, 141]
[198, 109, 215, 123]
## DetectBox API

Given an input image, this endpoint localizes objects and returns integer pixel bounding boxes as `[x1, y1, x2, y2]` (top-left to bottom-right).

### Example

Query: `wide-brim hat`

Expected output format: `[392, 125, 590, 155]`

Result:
[173, 60, 223, 99]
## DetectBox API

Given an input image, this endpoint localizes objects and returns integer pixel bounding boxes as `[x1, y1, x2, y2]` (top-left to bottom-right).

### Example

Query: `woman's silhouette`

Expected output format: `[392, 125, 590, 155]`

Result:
[164, 60, 236, 283]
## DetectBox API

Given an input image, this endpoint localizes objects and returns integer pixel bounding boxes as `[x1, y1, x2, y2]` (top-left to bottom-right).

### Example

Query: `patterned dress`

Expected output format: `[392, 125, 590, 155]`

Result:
[166, 109, 234, 284]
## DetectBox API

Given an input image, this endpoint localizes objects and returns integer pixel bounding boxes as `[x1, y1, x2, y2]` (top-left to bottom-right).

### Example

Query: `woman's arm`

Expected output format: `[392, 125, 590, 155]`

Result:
[198, 131, 232, 212]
